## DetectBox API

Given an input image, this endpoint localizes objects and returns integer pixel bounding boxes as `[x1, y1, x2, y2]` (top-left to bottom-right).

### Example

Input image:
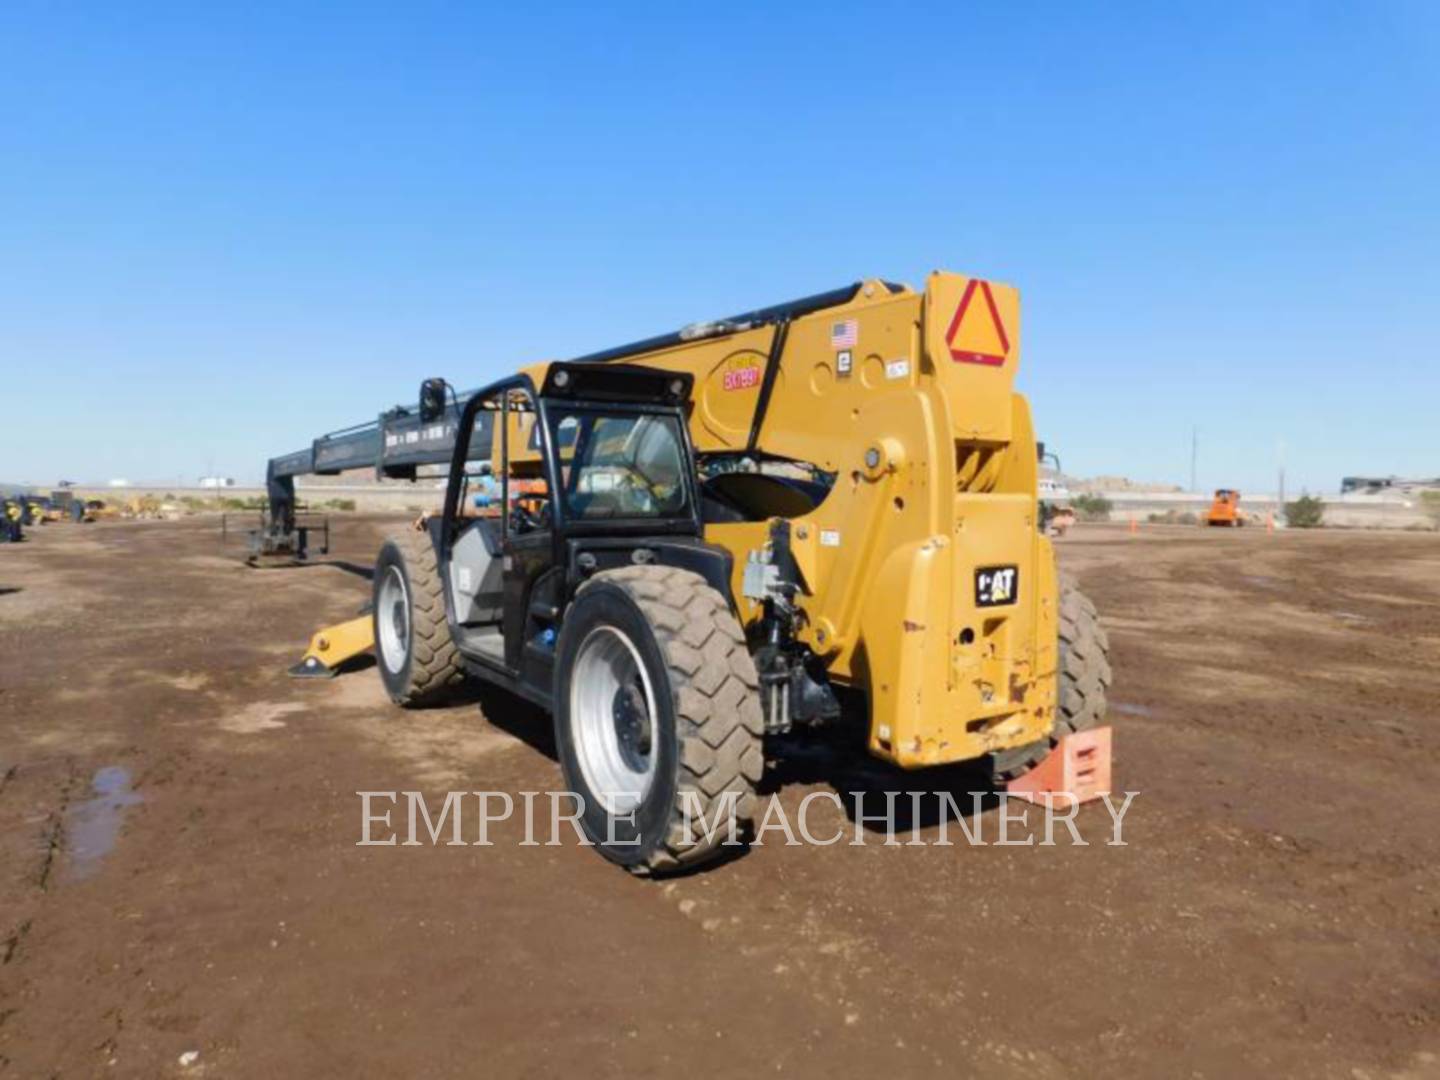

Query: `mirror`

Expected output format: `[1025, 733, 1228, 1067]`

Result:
[419, 378, 447, 423]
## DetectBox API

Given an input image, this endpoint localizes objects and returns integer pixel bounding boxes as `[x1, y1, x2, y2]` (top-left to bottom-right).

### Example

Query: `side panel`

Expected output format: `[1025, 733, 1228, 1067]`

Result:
[703, 274, 1055, 767]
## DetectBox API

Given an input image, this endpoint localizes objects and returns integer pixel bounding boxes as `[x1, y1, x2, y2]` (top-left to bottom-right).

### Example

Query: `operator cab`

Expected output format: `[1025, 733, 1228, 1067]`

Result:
[433, 363, 710, 700]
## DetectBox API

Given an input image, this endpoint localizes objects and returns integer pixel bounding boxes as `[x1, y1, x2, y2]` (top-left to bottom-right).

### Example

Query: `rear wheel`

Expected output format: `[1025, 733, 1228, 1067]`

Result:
[554, 565, 764, 874]
[988, 578, 1111, 783]
[373, 530, 464, 706]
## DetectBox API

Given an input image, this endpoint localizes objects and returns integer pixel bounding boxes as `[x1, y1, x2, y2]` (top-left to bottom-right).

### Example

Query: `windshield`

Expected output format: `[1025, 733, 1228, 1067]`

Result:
[546, 408, 691, 521]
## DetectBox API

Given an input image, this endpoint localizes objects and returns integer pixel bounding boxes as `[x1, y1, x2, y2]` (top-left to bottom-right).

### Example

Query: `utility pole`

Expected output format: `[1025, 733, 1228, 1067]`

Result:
[1190, 427, 1198, 494]
[1277, 439, 1286, 509]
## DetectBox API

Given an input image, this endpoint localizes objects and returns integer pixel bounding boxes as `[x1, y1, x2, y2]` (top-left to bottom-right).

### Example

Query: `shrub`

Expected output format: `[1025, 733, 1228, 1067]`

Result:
[323, 498, 357, 512]
[1071, 493, 1113, 522]
[1147, 509, 1199, 525]
[1284, 494, 1325, 529]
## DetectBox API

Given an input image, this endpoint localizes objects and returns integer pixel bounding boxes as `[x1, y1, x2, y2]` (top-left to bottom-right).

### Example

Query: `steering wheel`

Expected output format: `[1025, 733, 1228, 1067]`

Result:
[511, 493, 549, 532]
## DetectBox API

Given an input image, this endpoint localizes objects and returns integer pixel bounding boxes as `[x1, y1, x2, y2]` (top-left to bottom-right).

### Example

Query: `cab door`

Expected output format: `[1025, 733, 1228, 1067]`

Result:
[493, 387, 565, 686]
[440, 378, 558, 679]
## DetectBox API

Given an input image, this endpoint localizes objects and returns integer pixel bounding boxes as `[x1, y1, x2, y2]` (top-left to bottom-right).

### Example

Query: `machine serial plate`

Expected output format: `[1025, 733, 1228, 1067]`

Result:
[975, 566, 1019, 607]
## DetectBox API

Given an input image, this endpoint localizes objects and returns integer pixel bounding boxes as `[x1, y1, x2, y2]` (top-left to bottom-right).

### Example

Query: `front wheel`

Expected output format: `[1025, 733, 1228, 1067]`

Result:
[373, 530, 464, 706]
[554, 565, 764, 874]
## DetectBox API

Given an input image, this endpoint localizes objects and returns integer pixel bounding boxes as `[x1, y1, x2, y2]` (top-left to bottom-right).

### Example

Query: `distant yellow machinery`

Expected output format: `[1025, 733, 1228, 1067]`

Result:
[22, 497, 64, 524]
[2, 498, 23, 542]
[274, 272, 1112, 871]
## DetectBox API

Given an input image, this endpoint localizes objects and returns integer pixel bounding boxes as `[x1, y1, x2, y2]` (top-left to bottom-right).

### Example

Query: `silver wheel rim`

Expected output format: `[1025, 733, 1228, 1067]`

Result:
[570, 625, 659, 815]
[378, 565, 411, 674]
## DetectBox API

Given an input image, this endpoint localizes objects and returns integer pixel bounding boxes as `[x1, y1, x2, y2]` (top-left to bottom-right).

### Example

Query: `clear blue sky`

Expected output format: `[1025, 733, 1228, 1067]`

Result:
[2, 2, 1436, 493]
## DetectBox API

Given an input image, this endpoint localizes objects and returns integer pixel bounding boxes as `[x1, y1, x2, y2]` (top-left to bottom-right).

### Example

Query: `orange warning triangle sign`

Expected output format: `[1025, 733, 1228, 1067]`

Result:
[945, 279, 1010, 366]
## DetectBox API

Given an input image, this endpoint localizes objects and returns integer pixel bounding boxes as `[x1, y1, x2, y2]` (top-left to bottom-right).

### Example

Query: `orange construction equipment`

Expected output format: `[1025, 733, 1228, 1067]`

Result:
[1205, 489, 1243, 527]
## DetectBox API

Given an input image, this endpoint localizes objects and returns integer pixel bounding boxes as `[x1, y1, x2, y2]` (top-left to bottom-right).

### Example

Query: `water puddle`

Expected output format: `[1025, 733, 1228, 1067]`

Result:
[1240, 575, 1279, 589]
[65, 765, 142, 882]
[1111, 701, 1154, 718]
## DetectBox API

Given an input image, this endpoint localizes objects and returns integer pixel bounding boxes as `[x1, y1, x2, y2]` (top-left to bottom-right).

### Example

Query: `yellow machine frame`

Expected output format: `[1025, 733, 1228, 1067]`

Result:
[505, 272, 1057, 768]
[292, 272, 1061, 770]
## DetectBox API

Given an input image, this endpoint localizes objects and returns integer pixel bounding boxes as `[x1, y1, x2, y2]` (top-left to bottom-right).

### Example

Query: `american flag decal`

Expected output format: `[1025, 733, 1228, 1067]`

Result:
[830, 319, 858, 349]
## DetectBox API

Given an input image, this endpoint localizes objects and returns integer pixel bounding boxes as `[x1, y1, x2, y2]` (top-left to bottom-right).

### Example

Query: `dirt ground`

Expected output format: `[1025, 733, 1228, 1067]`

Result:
[2, 517, 1437, 1079]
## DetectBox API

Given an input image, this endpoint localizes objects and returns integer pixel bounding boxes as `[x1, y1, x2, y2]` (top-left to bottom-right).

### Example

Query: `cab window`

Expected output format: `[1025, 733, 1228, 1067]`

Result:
[546, 409, 690, 521]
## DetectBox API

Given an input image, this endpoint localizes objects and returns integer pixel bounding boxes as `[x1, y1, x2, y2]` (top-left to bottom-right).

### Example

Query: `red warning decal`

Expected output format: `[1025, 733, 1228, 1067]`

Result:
[723, 365, 761, 391]
[944, 279, 1010, 366]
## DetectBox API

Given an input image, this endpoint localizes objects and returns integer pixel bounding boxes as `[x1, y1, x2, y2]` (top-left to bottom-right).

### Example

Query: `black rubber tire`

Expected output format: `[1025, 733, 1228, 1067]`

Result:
[988, 577, 1112, 783]
[553, 565, 764, 874]
[372, 530, 465, 707]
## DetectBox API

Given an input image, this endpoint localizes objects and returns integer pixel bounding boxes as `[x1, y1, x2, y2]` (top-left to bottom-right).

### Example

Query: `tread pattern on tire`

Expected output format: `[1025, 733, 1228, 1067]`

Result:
[577, 565, 764, 873]
[386, 530, 464, 706]
[989, 576, 1112, 782]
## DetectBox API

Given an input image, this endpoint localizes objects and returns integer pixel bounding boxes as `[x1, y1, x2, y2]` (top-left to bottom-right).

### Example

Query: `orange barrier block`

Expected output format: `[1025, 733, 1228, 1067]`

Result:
[1005, 726, 1112, 806]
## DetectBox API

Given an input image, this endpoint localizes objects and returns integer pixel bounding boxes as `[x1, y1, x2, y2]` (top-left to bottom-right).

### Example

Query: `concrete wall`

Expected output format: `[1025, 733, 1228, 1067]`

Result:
[1069, 491, 1432, 529]
[59, 483, 444, 514]
[37, 484, 1437, 529]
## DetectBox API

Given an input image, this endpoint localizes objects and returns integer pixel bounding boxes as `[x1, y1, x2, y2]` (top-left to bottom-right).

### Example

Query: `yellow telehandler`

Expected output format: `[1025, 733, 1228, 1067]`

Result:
[264, 272, 1111, 871]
